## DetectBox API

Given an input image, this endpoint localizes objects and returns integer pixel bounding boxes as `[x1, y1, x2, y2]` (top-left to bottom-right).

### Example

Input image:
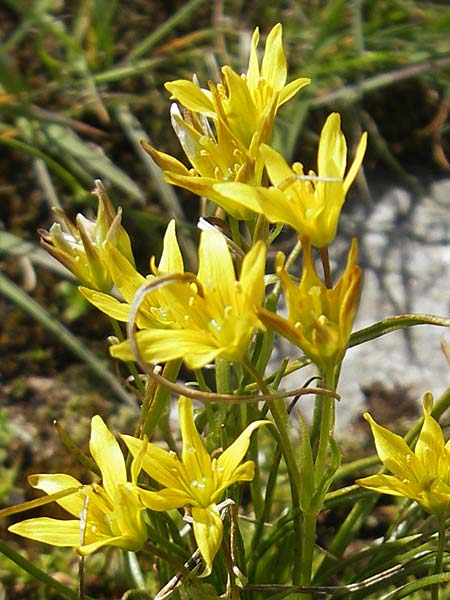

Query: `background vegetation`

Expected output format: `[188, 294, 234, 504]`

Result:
[1, 1, 449, 597]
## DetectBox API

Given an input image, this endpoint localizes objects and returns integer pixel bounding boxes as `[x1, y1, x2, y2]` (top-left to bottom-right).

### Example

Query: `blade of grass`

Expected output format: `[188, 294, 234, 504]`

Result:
[0, 271, 134, 407]
[126, 0, 208, 61]
[0, 539, 95, 600]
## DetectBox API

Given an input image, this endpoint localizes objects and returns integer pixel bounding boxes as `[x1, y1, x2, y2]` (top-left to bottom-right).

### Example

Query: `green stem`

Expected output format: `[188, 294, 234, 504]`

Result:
[141, 359, 181, 438]
[110, 318, 145, 395]
[300, 512, 317, 591]
[319, 246, 332, 289]
[313, 369, 336, 483]
[252, 214, 270, 244]
[432, 512, 446, 600]
[243, 359, 301, 496]
[215, 358, 232, 394]
[242, 358, 303, 584]
[302, 368, 336, 592]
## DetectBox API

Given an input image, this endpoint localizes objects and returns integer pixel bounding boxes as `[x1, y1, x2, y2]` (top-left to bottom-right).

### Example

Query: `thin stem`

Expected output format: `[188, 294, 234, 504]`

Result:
[300, 512, 317, 593]
[313, 369, 336, 483]
[242, 359, 301, 491]
[432, 512, 446, 600]
[110, 318, 145, 395]
[303, 367, 337, 591]
[215, 357, 232, 394]
[243, 358, 303, 584]
[252, 214, 270, 245]
[141, 360, 182, 439]
[319, 246, 332, 289]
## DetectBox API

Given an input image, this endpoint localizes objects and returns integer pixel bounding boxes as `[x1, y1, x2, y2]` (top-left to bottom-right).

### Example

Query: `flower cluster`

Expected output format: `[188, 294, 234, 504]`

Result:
[143, 23, 310, 220]
[8, 23, 375, 584]
[9, 398, 268, 575]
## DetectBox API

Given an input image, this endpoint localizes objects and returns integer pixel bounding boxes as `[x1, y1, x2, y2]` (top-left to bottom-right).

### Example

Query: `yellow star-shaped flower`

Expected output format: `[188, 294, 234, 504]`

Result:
[9, 416, 148, 555]
[142, 23, 310, 219]
[123, 396, 270, 575]
[258, 237, 361, 373]
[110, 228, 267, 370]
[357, 393, 450, 515]
[214, 113, 367, 246]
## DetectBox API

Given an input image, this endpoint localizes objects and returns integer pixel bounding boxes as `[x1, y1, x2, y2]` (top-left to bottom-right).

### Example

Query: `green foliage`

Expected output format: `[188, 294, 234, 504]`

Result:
[1, 1, 450, 599]
[0, 409, 15, 503]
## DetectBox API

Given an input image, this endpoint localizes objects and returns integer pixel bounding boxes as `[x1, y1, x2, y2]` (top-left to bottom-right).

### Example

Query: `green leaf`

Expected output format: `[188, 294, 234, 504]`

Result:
[350, 313, 450, 348]
[297, 410, 315, 512]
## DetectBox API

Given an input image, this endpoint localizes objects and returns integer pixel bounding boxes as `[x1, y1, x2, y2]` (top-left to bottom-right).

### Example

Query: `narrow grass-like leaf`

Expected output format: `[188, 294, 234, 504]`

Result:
[0, 539, 94, 600]
[0, 271, 134, 407]
[126, 0, 208, 61]
[350, 314, 450, 348]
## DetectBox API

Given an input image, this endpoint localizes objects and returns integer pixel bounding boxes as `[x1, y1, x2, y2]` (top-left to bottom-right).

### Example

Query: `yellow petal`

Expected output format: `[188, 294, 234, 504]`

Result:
[318, 113, 347, 179]
[261, 23, 286, 92]
[157, 219, 184, 274]
[9, 517, 82, 547]
[197, 230, 235, 313]
[79, 287, 130, 322]
[110, 329, 221, 370]
[79, 534, 136, 555]
[215, 421, 269, 493]
[179, 397, 213, 487]
[165, 80, 215, 116]
[89, 415, 126, 498]
[28, 473, 83, 518]
[141, 140, 191, 176]
[246, 27, 260, 88]
[220, 67, 257, 147]
[415, 394, 444, 475]
[165, 172, 256, 220]
[364, 413, 424, 483]
[170, 107, 217, 177]
[356, 474, 414, 498]
[105, 244, 146, 302]
[139, 487, 192, 511]
[122, 435, 185, 490]
[278, 77, 311, 107]
[261, 143, 295, 185]
[111, 483, 147, 550]
[191, 505, 223, 577]
[343, 132, 368, 194]
[239, 241, 266, 311]
[257, 307, 302, 349]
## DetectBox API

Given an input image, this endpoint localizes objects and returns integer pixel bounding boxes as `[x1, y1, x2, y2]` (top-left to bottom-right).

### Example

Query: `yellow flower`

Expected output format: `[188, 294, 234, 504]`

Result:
[110, 228, 267, 370]
[122, 396, 270, 576]
[8, 416, 148, 555]
[214, 113, 367, 246]
[143, 23, 310, 219]
[258, 238, 361, 373]
[39, 181, 135, 292]
[357, 394, 450, 515]
[79, 219, 184, 328]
